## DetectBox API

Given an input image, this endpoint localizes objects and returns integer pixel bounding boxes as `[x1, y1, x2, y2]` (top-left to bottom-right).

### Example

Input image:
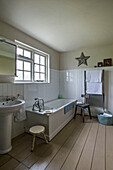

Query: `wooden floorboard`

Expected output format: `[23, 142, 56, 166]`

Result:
[76, 122, 99, 170]
[23, 118, 80, 168]
[0, 116, 113, 170]
[91, 124, 105, 170]
[14, 163, 29, 170]
[45, 120, 84, 170]
[0, 158, 19, 170]
[29, 117, 82, 170]
[0, 154, 12, 167]
[106, 125, 113, 170]
[61, 123, 92, 170]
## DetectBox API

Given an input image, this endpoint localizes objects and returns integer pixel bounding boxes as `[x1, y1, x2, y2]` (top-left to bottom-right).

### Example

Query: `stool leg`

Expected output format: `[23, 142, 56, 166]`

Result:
[82, 109, 85, 123]
[43, 132, 48, 144]
[31, 134, 36, 151]
[88, 106, 92, 119]
[74, 105, 77, 119]
[81, 108, 82, 116]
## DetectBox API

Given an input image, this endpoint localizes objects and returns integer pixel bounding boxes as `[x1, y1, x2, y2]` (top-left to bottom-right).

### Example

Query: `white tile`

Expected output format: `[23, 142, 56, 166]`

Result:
[2, 84, 8, 96]
[0, 84, 3, 96]
[7, 84, 12, 96]
[59, 69, 84, 101]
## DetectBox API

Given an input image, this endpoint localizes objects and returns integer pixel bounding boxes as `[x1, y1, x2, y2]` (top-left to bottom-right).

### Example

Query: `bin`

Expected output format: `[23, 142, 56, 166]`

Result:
[97, 112, 113, 125]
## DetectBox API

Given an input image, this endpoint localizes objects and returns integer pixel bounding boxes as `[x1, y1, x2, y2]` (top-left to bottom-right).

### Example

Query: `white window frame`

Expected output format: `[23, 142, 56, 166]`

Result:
[15, 40, 50, 83]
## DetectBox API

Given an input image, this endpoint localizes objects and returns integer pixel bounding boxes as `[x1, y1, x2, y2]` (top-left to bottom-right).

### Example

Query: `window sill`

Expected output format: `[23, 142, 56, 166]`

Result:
[14, 81, 50, 84]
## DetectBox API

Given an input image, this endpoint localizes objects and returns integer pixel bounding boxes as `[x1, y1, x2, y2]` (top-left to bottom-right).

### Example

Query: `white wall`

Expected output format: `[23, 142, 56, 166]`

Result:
[0, 20, 60, 70]
[59, 44, 113, 116]
[0, 20, 60, 138]
[60, 44, 113, 70]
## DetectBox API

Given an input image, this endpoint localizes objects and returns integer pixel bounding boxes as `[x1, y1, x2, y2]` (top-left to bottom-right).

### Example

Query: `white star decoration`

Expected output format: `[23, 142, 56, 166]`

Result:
[75, 52, 90, 66]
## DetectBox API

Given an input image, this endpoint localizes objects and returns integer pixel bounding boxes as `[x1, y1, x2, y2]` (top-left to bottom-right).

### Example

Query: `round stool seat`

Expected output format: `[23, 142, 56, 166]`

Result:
[29, 125, 45, 134]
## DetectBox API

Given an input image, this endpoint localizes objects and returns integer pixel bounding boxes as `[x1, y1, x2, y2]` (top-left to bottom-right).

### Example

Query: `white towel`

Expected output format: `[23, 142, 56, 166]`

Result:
[86, 82, 102, 95]
[86, 70, 102, 82]
[14, 105, 26, 122]
[102, 113, 112, 117]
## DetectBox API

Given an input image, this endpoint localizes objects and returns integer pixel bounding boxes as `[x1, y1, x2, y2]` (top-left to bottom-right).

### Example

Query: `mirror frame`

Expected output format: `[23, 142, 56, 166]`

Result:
[0, 38, 17, 76]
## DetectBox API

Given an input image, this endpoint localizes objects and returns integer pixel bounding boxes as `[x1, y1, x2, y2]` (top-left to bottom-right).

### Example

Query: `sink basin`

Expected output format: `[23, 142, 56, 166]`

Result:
[0, 99, 25, 115]
[0, 99, 25, 154]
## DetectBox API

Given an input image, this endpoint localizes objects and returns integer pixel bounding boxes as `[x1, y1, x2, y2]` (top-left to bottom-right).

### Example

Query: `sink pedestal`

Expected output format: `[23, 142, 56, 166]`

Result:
[0, 113, 13, 154]
[0, 99, 25, 154]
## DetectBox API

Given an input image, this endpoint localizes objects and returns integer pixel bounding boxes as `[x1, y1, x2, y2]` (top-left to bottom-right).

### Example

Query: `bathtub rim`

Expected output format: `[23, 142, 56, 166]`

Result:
[26, 98, 77, 115]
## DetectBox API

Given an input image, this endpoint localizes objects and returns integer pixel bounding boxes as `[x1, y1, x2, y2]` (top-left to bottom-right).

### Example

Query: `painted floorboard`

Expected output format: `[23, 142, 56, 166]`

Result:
[14, 163, 29, 170]
[76, 123, 99, 170]
[61, 123, 92, 170]
[106, 126, 113, 170]
[29, 118, 81, 170]
[91, 124, 105, 170]
[0, 154, 11, 167]
[45, 121, 84, 170]
[1, 116, 113, 170]
[0, 158, 19, 170]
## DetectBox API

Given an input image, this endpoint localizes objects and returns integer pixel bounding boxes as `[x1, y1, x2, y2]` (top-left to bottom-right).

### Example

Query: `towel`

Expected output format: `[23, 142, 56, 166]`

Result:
[102, 113, 113, 117]
[86, 82, 102, 95]
[86, 70, 102, 82]
[14, 105, 26, 121]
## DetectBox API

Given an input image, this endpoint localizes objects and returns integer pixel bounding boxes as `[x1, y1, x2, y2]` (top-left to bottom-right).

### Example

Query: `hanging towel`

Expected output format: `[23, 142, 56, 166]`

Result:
[86, 82, 102, 95]
[14, 105, 26, 122]
[86, 70, 102, 82]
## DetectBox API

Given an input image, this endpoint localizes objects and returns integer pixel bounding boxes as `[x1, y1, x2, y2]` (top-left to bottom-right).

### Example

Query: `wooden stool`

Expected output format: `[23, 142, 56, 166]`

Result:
[74, 103, 92, 122]
[29, 125, 48, 151]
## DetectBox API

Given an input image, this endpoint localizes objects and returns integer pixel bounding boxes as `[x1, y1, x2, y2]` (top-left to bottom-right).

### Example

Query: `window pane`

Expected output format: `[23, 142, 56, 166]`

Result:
[40, 73, 45, 81]
[34, 54, 39, 64]
[34, 64, 39, 72]
[17, 48, 23, 56]
[17, 60, 23, 70]
[24, 71, 31, 80]
[24, 61, 31, 71]
[34, 73, 40, 81]
[16, 70, 23, 80]
[40, 65, 45, 73]
[40, 56, 45, 65]
[24, 50, 31, 58]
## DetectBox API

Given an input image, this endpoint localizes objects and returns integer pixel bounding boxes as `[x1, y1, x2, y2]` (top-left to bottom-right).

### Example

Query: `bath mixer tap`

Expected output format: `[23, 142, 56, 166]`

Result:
[32, 98, 44, 112]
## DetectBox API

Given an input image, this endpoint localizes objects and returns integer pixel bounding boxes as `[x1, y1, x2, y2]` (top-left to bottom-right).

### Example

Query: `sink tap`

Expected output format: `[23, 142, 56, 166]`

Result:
[6, 96, 11, 101]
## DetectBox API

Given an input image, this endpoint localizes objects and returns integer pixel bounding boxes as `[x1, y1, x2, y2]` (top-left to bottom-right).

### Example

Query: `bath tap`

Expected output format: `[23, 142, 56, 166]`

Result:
[32, 99, 39, 111]
[39, 98, 44, 110]
[32, 98, 44, 112]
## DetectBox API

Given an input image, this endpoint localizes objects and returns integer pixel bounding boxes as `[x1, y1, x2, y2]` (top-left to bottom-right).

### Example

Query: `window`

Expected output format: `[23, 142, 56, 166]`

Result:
[15, 41, 50, 83]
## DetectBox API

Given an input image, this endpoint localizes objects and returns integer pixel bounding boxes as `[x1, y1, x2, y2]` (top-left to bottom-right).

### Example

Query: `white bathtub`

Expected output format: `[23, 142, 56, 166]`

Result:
[44, 99, 76, 111]
[25, 99, 77, 141]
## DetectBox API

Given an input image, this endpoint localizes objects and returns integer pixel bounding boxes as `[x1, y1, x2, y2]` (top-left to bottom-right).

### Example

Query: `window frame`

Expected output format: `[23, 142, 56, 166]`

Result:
[15, 40, 50, 83]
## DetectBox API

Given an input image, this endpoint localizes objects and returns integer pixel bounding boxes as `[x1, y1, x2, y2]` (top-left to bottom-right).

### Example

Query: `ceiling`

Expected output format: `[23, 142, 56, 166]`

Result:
[0, 0, 113, 52]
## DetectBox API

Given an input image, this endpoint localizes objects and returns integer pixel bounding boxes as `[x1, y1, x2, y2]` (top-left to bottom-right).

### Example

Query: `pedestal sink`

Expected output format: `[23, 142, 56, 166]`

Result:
[0, 99, 25, 154]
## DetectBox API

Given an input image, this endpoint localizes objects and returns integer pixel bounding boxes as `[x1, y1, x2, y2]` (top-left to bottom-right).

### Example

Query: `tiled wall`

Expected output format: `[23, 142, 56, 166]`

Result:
[59, 68, 113, 116]
[59, 69, 84, 101]
[1, 67, 113, 137]
[0, 69, 59, 105]
[24, 69, 59, 107]
[0, 84, 24, 98]
[0, 69, 59, 138]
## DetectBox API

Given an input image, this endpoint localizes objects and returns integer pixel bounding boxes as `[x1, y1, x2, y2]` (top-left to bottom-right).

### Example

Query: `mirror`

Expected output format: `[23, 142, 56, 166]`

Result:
[0, 39, 16, 76]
